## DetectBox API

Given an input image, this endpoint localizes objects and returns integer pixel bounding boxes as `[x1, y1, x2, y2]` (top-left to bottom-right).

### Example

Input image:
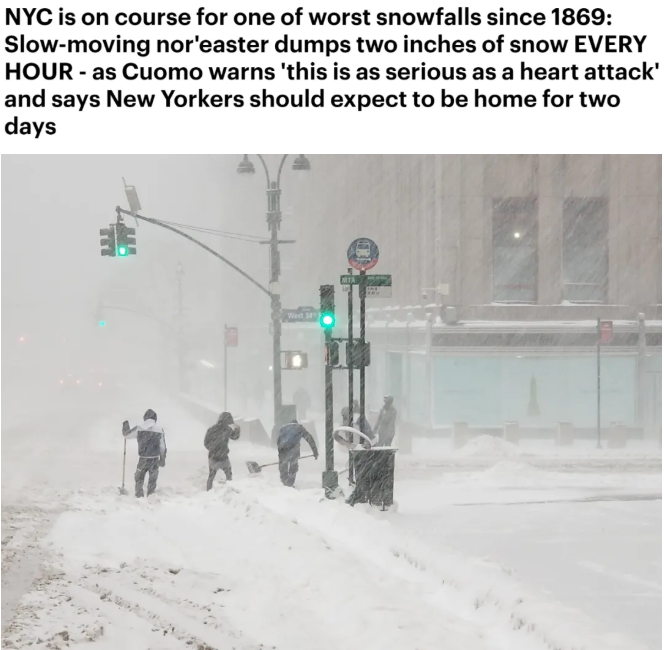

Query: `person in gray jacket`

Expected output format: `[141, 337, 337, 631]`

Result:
[375, 396, 398, 447]
[123, 409, 167, 498]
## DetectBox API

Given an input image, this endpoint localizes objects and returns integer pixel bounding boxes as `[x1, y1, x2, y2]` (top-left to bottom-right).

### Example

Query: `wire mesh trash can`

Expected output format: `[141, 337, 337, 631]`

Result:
[347, 448, 396, 509]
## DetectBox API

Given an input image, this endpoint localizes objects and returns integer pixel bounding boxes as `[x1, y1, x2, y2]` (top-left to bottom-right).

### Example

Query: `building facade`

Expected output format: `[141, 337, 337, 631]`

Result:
[291, 155, 661, 319]
[287, 155, 662, 438]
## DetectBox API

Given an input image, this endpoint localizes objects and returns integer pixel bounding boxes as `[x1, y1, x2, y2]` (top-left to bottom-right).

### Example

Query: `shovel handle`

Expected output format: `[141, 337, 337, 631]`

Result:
[257, 453, 316, 470]
[122, 438, 127, 488]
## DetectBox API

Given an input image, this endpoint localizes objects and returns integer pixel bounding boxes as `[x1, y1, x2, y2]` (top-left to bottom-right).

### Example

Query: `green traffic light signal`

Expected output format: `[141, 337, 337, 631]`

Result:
[117, 245, 128, 257]
[99, 320, 106, 327]
[320, 312, 335, 328]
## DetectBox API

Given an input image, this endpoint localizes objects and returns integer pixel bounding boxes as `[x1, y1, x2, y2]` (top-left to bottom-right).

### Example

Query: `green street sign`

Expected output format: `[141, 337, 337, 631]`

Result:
[340, 274, 392, 286]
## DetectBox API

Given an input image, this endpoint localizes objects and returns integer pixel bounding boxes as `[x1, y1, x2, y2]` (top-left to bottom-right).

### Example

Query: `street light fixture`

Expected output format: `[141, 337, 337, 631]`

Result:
[237, 154, 256, 175]
[292, 154, 311, 171]
[237, 154, 311, 436]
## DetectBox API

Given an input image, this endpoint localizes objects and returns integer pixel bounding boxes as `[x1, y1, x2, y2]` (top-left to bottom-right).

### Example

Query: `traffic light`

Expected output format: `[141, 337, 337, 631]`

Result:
[325, 341, 340, 367]
[115, 222, 136, 257]
[100, 225, 116, 257]
[319, 285, 335, 328]
[347, 341, 371, 368]
[284, 351, 308, 370]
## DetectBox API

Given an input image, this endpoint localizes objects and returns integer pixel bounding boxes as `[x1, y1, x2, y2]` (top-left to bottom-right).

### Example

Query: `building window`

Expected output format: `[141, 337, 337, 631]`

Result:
[492, 198, 538, 303]
[563, 198, 608, 303]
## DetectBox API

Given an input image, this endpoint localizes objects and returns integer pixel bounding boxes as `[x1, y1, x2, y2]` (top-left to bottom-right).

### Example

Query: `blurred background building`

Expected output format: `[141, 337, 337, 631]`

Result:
[288, 155, 662, 440]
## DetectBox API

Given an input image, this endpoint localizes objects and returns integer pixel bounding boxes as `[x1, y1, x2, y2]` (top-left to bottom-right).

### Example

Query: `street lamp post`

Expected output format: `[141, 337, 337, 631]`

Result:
[237, 154, 311, 436]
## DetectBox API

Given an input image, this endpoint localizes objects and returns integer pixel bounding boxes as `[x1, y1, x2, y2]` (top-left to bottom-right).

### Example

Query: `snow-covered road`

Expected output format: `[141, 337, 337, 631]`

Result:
[1, 401, 660, 650]
[395, 471, 661, 649]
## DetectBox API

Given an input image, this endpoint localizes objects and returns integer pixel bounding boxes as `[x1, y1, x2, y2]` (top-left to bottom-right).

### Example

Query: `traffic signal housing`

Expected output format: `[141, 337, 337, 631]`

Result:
[347, 341, 371, 368]
[283, 351, 308, 370]
[100, 226, 116, 257]
[319, 285, 335, 328]
[115, 222, 136, 257]
[325, 341, 340, 367]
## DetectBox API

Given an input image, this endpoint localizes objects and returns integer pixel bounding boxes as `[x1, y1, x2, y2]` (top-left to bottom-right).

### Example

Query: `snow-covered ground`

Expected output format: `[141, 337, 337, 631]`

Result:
[2, 401, 661, 649]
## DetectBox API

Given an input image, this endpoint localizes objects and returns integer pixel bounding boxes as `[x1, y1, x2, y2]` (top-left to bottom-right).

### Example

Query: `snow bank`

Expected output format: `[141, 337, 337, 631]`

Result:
[456, 435, 530, 458]
[13, 478, 645, 650]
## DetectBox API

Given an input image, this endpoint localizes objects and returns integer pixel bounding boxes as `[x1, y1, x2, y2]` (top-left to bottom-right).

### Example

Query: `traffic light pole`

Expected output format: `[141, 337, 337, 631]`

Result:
[223, 324, 228, 410]
[322, 327, 338, 497]
[176, 263, 185, 393]
[267, 180, 284, 439]
[347, 268, 354, 475]
[114, 207, 271, 298]
[359, 270, 367, 425]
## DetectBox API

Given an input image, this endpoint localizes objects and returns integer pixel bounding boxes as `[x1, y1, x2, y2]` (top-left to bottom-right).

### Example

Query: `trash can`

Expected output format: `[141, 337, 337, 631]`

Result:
[347, 448, 396, 510]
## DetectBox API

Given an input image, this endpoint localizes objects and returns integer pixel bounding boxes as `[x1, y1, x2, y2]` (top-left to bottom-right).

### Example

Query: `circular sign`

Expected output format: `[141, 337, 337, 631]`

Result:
[347, 238, 379, 271]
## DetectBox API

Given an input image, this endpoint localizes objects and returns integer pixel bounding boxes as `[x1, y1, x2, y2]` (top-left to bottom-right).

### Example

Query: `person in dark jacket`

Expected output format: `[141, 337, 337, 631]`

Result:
[123, 409, 167, 498]
[204, 412, 240, 490]
[277, 419, 318, 487]
[375, 396, 398, 447]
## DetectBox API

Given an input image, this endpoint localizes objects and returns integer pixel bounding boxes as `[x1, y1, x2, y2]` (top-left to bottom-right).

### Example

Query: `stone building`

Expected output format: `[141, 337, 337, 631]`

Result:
[283, 155, 662, 440]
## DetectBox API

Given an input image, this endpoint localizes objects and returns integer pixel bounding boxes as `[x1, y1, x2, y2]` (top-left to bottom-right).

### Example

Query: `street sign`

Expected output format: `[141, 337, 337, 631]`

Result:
[342, 285, 392, 298]
[341, 274, 392, 297]
[347, 238, 379, 271]
[600, 321, 613, 344]
[225, 327, 238, 347]
[340, 274, 391, 286]
[282, 307, 319, 323]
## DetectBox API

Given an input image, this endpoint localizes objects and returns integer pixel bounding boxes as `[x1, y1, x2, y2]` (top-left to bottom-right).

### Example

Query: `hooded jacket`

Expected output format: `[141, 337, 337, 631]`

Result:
[204, 412, 240, 461]
[277, 422, 318, 456]
[124, 418, 167, 461]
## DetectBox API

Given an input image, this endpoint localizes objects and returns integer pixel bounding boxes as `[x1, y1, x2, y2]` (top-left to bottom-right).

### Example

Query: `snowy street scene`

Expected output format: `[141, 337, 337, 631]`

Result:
[2, 155, 661, 650]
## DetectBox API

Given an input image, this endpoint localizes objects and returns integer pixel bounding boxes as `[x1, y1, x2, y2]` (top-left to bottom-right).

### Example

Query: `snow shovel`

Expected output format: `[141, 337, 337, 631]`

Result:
[119, 422, 129, 495]
[246, 454, 315, 476]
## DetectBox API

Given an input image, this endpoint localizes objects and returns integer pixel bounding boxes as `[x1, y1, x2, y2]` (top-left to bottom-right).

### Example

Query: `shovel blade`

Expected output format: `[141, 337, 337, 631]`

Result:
[246, 460, 262, 474]
[119, 486, 129, 496]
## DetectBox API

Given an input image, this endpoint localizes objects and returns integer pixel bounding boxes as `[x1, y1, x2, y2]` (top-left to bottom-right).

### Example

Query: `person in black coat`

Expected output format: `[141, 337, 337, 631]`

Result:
[276, 419, 318, 487]
[204, 412, 240, 490]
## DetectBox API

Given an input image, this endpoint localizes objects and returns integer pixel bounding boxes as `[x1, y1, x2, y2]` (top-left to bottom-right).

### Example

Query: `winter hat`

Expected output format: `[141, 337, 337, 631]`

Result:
[144, 409, 157, 421]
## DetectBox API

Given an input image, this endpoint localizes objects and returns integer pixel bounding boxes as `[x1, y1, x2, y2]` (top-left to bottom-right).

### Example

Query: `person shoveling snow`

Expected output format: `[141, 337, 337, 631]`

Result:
[204, 411, 240, 490]
[122, 409, 167, 498]
[276, 419, 318, 487]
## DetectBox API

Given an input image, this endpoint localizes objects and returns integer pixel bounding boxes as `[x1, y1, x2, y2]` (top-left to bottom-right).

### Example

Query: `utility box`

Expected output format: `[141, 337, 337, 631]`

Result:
[557, 422, 574, 446]
[453, 421, 470, 449]
[608, 423, 628, 449]
[348, 448, 396, 510]
[504, 421, 520, 445]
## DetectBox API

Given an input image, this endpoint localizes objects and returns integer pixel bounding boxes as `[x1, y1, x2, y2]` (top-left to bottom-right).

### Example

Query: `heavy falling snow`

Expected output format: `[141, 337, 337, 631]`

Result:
[1, 154, 661, 650]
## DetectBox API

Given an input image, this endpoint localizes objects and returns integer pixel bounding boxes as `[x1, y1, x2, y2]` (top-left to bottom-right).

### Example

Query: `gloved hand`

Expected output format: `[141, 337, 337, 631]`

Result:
[314, 452, 319, 460]
[159, 456, 166, 468]
[122, 420, 129, 435]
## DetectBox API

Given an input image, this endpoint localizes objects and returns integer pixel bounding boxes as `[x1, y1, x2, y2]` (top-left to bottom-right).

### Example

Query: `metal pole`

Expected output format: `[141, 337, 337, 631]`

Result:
[359, 270, 367, 425]
[322, 327, 338, 497]
[176, 263, 184, 393]
[348, 268, 354, 480]
[597, 318, 601, 449]
[224, 324, 228, 411]
[267, 181, 283, 436]
[115, 207, 270, 297]
[637, 312, 646, 433]
[348, 268, 354, 422]
[325, 328, 334, 471]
